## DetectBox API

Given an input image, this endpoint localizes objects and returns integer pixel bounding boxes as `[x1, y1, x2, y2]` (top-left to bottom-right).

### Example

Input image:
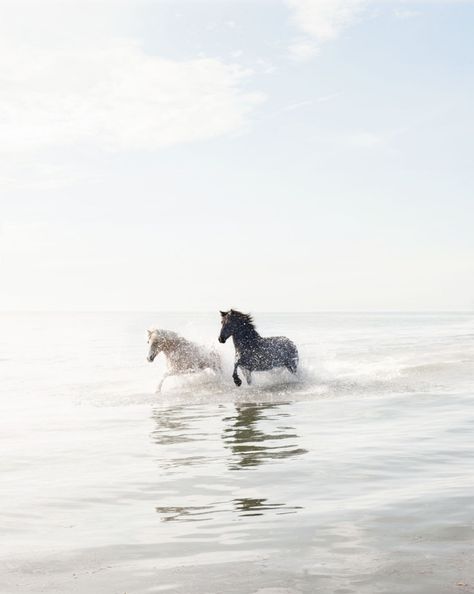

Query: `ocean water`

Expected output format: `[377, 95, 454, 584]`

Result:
[1, 311, 473, 594]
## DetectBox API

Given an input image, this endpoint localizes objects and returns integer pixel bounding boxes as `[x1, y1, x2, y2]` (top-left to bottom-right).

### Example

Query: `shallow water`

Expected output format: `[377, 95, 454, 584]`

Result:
[1, 312, 474, 593]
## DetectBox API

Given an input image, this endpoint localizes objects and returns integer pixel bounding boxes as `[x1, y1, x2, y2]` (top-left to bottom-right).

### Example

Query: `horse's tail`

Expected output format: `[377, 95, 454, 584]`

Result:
[289, 340, 299, 373]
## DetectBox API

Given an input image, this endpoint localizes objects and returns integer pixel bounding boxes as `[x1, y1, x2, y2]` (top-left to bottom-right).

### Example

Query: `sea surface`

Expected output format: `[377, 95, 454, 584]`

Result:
[1, 312, 473, 594]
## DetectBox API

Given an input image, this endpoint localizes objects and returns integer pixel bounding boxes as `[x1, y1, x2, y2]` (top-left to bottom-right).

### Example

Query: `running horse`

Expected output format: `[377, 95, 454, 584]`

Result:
[147, 329, 221, 392]
[218, 310, 299, 386]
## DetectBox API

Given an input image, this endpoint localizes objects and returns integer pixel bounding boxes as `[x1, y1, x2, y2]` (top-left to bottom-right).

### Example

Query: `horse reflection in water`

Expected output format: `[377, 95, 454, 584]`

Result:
[222, 402, 308, 470]
[156, 497, 302, 522]
[152, 401, 306, 522]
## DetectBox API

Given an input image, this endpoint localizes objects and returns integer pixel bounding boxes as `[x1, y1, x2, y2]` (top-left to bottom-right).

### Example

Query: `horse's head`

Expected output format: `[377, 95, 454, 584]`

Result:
[147, 329, 164, 362]
[218, 310, 235, 343]
[219, 309, 256, 343]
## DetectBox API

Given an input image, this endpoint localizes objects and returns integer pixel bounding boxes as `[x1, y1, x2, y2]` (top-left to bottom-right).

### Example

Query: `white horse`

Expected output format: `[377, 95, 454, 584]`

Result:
[147, 329, 221, 392]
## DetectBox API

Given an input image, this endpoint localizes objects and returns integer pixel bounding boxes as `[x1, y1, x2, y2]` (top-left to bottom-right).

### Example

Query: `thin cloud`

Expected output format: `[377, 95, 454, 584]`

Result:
[394, 8, 421, 19]
[287, 0, 369, 42]
[280, 99, 314, 112]
[288, 39, 320, 61]
[285, 0, 464, 61]
[0, 41, 264, 155]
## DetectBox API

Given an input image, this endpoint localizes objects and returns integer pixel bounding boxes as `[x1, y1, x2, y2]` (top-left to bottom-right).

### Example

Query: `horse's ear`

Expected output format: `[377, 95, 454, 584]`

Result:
[147, 329, 152, 337]
[220, 310, 228, 317]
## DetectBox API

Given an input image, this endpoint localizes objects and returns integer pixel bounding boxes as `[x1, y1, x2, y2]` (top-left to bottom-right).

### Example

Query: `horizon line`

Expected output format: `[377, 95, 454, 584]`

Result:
[0, 309, 473, 315]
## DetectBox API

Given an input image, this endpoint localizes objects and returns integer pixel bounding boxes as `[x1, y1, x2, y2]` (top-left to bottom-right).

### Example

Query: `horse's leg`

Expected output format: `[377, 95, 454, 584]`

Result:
[242, 368, 252, 385]
[156, 372, 169, 393]
[232, 362, 242, 387]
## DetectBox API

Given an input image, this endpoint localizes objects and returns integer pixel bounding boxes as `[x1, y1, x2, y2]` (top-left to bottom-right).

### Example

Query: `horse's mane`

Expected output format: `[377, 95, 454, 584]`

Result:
[148, 328, 181, 341]
[230, 310, 256, 330]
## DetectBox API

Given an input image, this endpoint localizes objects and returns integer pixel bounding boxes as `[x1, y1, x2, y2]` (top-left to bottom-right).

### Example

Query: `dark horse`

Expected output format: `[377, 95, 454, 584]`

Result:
[218, 310, 299, 387]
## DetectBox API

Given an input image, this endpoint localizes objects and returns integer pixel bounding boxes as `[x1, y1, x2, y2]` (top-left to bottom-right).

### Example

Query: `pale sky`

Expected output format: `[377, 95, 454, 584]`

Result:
[0, 0, 473, 311]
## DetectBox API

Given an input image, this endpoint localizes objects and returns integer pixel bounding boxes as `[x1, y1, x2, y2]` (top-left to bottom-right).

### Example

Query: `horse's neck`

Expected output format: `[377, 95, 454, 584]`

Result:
[232, 328, 260, 352]
[161, 335, 184, 355]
